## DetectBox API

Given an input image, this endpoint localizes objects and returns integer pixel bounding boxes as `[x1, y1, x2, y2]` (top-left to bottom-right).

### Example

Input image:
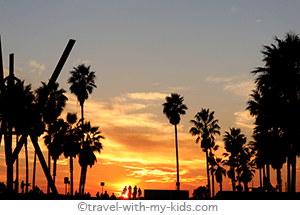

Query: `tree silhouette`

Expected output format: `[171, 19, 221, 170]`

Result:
[236, 145, 255, 192]
[223, 127, 246, 192]
[162, 93, 188, 191]
[68, 64, 96, 129]
[78, 121, 104, 195]
[63, 113, 81, 196]
[36, 82, 67, 192]
[189, 108, 220, 197]
[214, 157, 226, 192]
[249, 32, 300, 192]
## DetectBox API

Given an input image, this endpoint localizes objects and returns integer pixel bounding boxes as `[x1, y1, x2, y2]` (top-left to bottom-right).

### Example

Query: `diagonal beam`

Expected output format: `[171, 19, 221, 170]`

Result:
[30, 135, 58, 194]
[11, 134, 27, 163]
[48, 39, 76, 89]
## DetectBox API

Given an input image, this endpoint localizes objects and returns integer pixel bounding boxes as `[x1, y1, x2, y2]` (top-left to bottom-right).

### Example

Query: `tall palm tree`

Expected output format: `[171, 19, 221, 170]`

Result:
[78, 121, 104, 195]
[63, 113, 81, 196]
[223, 127, 246, 192]
[189, 108, 220, 197]
[36, 82, 67, 192]
[162, 93, 188, 191]
[68, 64, 97, 129]
[250, 32, 300, 192]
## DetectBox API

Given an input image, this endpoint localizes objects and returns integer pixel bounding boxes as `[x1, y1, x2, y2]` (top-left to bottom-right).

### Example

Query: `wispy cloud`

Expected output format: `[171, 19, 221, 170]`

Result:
[206, 76, 233, 83]
[231, 6, 239, 13]
[72, 59, 92, 67]
[256, 19, 262, 24]
[234, 110, 255, 129]
[127, 92, 168, 100]
[28, 60, 45, 75]
[224, 81, 254, 97]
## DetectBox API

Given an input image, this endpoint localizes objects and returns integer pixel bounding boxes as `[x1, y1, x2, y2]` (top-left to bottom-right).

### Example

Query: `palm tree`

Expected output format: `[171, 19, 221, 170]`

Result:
[251, 32, 300, 192]
[214, 157, 226, 192]
[236, 145, 255, 192]
[63, 113, 81, 196]
[78, 121, 104, 195]
[162, 93, 188, 191]
[36, 82, 67, 192]
[189, 108, 220, 197]
[223, 127, 246, 192]
[68, 64, 97, 129]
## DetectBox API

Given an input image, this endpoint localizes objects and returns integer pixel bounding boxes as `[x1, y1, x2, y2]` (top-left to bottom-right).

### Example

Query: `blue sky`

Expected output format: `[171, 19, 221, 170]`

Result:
[1, 1, 300, 195]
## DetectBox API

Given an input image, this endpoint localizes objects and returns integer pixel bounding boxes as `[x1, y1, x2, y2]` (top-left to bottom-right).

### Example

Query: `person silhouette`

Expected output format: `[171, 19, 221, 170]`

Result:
[122, 186, 127, 196]
[103, 191, 109, 200]
[21, 180, 25, 193]
[133, 185, 137, 199]
[110, 192, 117, 200]
[128, 185, 132, 199]
[96, 192, 100, 198]
[138, 188, 142, 198]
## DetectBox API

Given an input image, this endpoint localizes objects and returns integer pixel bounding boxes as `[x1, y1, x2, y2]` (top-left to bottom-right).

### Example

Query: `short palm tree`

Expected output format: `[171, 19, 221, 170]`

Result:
[78, 121, 104, 195]
[63, 113, 81, 196]
[162, 93, 188, 191]
[214, 157, 226, 192]
[223, 127, 246, 192]
[36, 82, 67, 192]
[68, 64, 96, 128]
[189, 108, 220, 198]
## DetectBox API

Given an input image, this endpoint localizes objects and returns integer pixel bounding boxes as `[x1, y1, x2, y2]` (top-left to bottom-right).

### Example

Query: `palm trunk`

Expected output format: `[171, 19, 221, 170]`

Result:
[205, 149, 211, 197]
[81, 165, 88, 195]
[211, 171, 215, 198]
[79, 166, 84, 195]
[70, 156, 74, 196]
[259, 167, 262, 188]
[277, 167, 282, 193]
[53, 159, 57, 185]
[287, 156, 290, 192]
[32, 151, 36, 190]
[244, 181, 249, 192]
[47, 148, 51, 194]
[266, 163, 270, 192]
[174, 124, 180, 191]
[232, 167, 236, 192]
[25, 141, 29, 194]
[219, 182, 222, 192]
[15, 153, 19, 193]
[4, 124, 13, 193]
[287, 156, 291, 192]
[291, 154, 296, 193]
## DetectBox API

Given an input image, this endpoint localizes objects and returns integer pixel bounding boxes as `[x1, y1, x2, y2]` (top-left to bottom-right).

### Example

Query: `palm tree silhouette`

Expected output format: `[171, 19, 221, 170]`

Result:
[78, 121, 104, 195]
[250, 32, 300, 192]
[236, 145, 255, 192]
[208, 144, 219, 198]
[223, 127, 246, 192]
[214, 157, 226, 192]
[162, 93, 188, 191]
[68, 64, 96, 129]
[36, 82, 67, 192]
[189, 108, 220, 197]
[63, 113, 81, 196]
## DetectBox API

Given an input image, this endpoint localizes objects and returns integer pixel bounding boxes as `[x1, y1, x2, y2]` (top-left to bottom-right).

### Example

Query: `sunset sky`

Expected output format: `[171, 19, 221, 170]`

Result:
[1, 1, 300, 197]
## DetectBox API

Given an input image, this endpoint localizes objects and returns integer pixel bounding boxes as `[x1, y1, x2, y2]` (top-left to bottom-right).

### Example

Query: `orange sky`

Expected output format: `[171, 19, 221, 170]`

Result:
[1, 93, 300, 198]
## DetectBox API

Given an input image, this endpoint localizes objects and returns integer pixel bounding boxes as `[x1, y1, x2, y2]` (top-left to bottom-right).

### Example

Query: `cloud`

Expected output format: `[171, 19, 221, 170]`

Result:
[256, 19, 262, 24]
[127, 92, 168, 100]
[72, 59, 92, 67]
[231, 6, 239, 13]
[28, 60, 45, 75]
[206, 76, 233, 83]
[234, 110, 255, 129]
[224, 81, 254, 97]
